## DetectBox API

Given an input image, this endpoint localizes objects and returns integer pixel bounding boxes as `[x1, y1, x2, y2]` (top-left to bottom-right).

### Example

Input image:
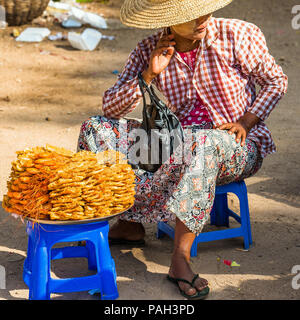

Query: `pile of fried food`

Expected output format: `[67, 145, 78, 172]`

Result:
[2, 145, 136, 221]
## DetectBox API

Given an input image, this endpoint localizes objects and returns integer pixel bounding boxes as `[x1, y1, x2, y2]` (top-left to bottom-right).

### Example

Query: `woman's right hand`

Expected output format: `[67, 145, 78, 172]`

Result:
[142, 31, 176, 84]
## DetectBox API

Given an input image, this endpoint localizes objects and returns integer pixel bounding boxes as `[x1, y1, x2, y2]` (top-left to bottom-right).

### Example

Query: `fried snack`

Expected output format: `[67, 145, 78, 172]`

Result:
[95, 150, 128, 165]
[44, 144, 74, 158]
[48, 150, 136, 220]
[3, 147, 136, 222]
[47, 151, 95, 220]
[2, 145, 74, 220]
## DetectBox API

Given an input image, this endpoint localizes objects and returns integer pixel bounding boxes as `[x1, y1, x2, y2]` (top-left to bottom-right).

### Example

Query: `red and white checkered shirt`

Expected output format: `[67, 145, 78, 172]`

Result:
[102, 17, 288, 158]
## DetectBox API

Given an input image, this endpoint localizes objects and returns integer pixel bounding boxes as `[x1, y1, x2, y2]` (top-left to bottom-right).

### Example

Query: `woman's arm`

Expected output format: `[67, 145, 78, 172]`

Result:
[235, 23, 288, 121]
[102, 47, 147, 119]
[217, 23, 288, 145]
[102, 32, 176, 119]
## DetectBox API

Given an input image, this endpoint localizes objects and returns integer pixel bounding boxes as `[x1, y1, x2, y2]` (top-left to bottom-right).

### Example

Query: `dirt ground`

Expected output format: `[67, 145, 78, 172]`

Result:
[0, 0, 299, 300]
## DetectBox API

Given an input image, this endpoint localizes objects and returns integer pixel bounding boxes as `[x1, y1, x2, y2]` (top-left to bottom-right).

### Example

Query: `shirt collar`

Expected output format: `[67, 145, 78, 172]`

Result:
[203, 17, 220, 49]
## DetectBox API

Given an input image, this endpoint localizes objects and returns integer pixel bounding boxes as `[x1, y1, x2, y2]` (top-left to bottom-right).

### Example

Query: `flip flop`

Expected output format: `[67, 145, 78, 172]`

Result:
[108, 237, 146, 246]
[167, 274, 210, 300]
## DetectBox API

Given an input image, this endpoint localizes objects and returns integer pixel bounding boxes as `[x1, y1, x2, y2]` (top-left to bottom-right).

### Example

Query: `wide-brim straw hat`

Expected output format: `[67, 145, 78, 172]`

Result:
[120, 0, 233, 29]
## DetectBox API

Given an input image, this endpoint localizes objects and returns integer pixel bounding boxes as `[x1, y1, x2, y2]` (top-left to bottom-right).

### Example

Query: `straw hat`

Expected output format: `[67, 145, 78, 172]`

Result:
[120, 0, 233, 29]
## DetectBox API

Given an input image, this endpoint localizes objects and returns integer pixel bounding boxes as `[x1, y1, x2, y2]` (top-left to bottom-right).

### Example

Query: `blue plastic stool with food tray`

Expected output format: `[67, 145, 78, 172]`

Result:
[23, 219, 118, 300]
[157, 180, 252, 257]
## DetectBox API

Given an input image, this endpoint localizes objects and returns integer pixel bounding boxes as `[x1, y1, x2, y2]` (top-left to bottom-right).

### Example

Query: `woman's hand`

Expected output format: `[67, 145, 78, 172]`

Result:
[216, 112, 261, 146]
[142, 32, 176, 84]
[216, 122, 249, 146]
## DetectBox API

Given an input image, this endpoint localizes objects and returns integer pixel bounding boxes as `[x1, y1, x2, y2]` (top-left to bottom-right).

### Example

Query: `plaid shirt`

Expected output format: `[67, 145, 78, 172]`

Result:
[102, 17, 288, 158]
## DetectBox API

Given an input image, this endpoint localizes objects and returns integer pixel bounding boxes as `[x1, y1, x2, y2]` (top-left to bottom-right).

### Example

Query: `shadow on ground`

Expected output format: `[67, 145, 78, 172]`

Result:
[0, 194, 299, 300]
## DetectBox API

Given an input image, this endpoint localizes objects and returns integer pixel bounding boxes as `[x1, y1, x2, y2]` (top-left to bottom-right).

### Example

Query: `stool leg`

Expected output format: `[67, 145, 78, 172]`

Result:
[247, 205, 253, 246]
[86, 241, 97, 271]
[95, 226, 118, 300]
[210, 203, 217, 225]
[156, 223, 165, 239]
[236, 189, 250, 250]
[214, 194, 230, 227]
[190, 240, 198, 258]
[30, 239, 50, 300]
[241, 183, 253, 246]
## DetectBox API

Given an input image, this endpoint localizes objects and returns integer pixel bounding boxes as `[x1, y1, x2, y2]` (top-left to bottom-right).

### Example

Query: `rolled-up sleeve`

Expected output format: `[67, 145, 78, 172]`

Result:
[102, 45, 147, 119]
[235, 24, 288, 121]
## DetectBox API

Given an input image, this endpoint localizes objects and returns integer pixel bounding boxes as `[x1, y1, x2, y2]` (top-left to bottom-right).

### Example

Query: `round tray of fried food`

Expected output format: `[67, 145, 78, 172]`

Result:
[3, 146, 136, 223]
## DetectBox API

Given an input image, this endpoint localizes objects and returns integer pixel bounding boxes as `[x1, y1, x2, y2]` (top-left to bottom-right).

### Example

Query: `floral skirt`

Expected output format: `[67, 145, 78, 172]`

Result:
[77, 115, 263, 234]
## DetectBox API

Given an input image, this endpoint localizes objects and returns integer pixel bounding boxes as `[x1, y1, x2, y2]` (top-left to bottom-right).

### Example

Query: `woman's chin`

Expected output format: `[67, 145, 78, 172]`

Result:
[186, 31, 207, 41]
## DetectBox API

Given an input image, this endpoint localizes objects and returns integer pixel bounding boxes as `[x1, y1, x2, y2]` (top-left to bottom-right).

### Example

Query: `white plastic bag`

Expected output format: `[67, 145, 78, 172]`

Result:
[0, 5, 7, 29]
[68, 28, 102, 51]
[16, 28, 51, 42]
[70, 7, 107, 29]
[48, 0, 72, 12]
[82, 12, 107, 29]
[62, 18, 82, 28]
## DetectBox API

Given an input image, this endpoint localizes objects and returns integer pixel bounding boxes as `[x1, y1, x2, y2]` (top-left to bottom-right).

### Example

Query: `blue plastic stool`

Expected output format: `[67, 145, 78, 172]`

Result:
[157, 180, 252, 257]
[23, 220, 118, 300]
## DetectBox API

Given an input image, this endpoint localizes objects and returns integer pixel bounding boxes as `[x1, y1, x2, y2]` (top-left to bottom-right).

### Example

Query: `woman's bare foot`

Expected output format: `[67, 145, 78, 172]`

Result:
[108, 219, 145, 241]
[168, 252, 208, 296]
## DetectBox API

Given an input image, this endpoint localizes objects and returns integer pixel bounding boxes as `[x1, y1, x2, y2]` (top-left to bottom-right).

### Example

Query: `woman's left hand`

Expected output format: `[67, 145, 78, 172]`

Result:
[216, 121, 249, 146]
[215, 112, 260, 147]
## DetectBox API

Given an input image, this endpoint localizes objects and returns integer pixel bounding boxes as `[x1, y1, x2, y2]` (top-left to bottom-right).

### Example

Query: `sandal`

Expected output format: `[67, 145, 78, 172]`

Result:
[167, 274, 209, 300]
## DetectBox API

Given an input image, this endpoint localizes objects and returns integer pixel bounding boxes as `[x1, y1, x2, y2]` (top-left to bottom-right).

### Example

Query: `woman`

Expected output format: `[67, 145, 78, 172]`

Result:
[78, 0, 288, 299]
